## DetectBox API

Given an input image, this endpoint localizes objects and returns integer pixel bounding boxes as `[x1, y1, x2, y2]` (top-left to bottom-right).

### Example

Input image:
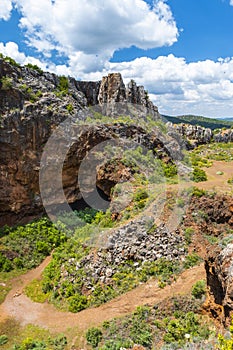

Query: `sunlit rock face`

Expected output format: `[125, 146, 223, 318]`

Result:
[0, 60, 164, 226]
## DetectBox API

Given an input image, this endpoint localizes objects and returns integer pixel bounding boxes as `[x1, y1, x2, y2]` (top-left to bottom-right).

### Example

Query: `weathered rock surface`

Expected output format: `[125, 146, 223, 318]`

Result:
[204, 245, 233, 325]
[0, 59, 164, 226]
[167, 122, 233, 147]
[59, 218, 186, 291]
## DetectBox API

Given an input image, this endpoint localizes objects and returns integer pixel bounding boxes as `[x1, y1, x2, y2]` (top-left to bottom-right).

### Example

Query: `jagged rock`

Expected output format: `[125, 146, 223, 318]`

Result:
[167, 122, 233, 146]
[204, 244, 233, 325]
[62, 219, 186, 291]
[0, 59, 166, 226]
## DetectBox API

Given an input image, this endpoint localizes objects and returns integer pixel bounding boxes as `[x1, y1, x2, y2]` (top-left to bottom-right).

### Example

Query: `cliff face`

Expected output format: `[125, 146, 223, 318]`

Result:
[204, 242, 233, 325]
[0, 59, 162, 226]
[77, 72, 159, 117]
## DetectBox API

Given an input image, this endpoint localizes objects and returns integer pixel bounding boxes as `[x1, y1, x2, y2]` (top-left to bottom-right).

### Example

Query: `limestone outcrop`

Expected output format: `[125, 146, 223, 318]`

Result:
[0, 59, 163, 226]
[167, 122, 233, 147]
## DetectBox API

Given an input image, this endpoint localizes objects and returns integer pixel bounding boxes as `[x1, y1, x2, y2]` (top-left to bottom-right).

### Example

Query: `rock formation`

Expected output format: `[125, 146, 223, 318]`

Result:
[167, 122, 233, 147]
[0, 58, 163, 226]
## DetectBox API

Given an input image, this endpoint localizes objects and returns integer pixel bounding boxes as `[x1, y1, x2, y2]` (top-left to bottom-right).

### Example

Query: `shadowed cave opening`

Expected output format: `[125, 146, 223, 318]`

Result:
[69, 186, 111, 212]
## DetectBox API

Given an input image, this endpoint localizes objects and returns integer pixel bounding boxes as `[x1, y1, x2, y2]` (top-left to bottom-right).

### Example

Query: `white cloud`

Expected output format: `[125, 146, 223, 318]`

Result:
[12, 0, 178, 72]
[0, 41, 48, 69]
[0, 0, 13, 20]
[2, 41, 233, 118]
[230, 0, 233, 5]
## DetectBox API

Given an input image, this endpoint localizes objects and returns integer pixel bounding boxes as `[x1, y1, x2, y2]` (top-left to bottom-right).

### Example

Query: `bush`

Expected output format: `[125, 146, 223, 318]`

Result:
[57, 76, 69, 95]
[191, 280, 206, 299]
[86, 327, 103, 348]
[183, 253, 201, 269]
[0, 218, 67, 271]
[133, 188, 149, 201]
[227, 177, 233, 184]
[68, 294, 88, 312]
[66, 103, 73, 113]
[0, 334, 8, 345]
[0, 76, 13, 90]
[162, 162, 177, 178]
[4, 56, 20, 67]
[191, 167, 207, 182]
[25, 63, 43, 75]
[184, 227, 194, 244]
[191, 187, 206, 197]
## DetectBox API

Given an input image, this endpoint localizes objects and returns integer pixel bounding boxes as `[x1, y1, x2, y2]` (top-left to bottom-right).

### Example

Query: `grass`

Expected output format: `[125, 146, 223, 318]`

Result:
[189, 142, 233, 164]
[24, 278, 50, 303]
[0, 319, 68, 350]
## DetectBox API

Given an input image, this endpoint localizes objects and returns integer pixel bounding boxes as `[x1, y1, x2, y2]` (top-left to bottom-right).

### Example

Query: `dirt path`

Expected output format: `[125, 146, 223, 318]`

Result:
[0, 259, 205, 334]
[0, 160, 230, 340]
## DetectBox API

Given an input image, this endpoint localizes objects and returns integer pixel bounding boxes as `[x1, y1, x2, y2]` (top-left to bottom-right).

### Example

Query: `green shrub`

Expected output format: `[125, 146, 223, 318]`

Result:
[191, 280, 206, 299]
[162, 162, 177, 178]
[184, 227, 194, 244]
[4, 56, 20, 67]
[227, 177, 233, 184]
[68, 294, 88, 312]
[25, 63, 43, 75]
[86, 327, 103, 348]
[0, 334, 8, 345]
[1, 76, 13, 90]
[66, 103, 73, 113]
[191, 167, 207, 182]
[57, 76, 69, 95]
[191, 187, 207, 197]
[0, 218, 67, 271]
[134, 188, 149, 201]
[183, 253, 201, 269]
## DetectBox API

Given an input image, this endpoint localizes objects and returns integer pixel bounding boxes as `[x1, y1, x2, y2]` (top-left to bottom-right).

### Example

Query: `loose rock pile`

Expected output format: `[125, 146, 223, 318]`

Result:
[61, 219, 186, 288]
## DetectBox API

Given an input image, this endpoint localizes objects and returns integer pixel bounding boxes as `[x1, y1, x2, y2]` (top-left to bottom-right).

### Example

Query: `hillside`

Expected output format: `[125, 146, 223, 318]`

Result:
[1, 55, 233, 350]
[162, 114, 233, 130]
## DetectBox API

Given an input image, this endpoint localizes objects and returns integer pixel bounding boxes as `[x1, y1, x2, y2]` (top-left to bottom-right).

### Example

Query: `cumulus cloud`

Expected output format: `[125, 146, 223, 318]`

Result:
[0, 41, 48, 69]
[12, 0, 178, 72]
[3, 40, 233, 117]
[103, 54, 233, 117]
[0, 0, 13, 20]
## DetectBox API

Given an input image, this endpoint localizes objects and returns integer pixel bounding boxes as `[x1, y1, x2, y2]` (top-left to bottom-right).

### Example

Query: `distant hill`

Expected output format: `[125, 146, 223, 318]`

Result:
[216, 117, 233, 122]
[162, 114, 233, 130]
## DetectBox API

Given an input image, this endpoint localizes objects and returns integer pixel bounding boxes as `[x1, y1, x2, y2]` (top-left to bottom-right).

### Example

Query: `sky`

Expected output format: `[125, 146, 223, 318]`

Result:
[0, 0, 233, 118]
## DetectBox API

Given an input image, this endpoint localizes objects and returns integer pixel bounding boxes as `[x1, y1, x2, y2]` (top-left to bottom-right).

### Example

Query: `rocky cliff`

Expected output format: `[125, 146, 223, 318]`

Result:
[167, 122, 233, 147]
[0, 58, 164, 226]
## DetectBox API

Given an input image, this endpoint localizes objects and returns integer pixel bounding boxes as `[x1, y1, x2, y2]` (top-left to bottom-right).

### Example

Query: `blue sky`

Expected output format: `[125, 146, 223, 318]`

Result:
[1, 0, 233, 117]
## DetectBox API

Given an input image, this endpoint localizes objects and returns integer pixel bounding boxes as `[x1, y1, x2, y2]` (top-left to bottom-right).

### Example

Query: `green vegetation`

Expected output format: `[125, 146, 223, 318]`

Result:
[184, 227, 195, 244]
[0, 319, 67, 350]
[10, 334, 67, 350]
[0, 76, 13, 90]
[25, 63, 43, 75]
[66, 103, 74, 113]
[0, 335, 8, 345]
[227, 177, 233, 184]
[190, 167, 207, 182]
[19, 83, 39, 102]
[191, 280, 206, 299]
[218, 320, 233, 349]
[163, 114, 233, 130]
[85, 295, 213, 349]
[2, 55, 20, 67]
[0, 218, 67, 272]
[55, 76, 69, 96]
[191, 187, 207, 198]
[189, 142, 233, 163]
[86, 328, 103, 348]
